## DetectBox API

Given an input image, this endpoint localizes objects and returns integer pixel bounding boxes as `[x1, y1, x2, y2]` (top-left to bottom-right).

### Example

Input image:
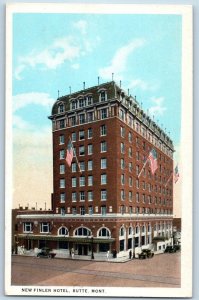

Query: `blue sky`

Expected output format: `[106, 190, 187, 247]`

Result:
[12, 12, 182, 209]
[13, 13, 182, 145]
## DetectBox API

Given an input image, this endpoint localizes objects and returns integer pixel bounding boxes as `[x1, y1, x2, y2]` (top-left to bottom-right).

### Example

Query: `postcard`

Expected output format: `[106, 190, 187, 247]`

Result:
[5, 3, 192, 298]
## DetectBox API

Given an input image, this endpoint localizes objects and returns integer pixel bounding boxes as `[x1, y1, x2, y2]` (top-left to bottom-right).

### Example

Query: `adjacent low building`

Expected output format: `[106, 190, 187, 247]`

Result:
[13, 80, 174, 259]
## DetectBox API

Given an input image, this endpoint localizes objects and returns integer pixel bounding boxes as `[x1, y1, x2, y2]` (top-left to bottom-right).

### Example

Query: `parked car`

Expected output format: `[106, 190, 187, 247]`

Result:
[37, 247, 56, 258]
[138, 249, 154, 259]
[173, 244, 181, 251]
[164, 246, 176, 253]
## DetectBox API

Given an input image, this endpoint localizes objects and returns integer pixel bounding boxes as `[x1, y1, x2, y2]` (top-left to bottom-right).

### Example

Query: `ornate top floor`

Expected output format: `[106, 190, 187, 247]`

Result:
[49, 81, 174, 156]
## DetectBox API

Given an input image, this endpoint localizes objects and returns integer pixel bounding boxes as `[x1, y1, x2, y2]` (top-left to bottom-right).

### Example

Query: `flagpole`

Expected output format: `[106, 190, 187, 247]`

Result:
[69, 137, 82, 173]
[165, 172, 173, 188]
[138, 159, 148, 178]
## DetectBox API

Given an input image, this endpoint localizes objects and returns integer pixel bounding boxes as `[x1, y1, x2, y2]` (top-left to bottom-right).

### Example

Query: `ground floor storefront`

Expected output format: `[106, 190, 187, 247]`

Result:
[13, 214, 174, 259]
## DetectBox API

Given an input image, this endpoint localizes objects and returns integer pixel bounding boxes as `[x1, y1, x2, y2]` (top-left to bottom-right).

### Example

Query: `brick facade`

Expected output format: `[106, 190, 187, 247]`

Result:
[13, 81, 174, 258]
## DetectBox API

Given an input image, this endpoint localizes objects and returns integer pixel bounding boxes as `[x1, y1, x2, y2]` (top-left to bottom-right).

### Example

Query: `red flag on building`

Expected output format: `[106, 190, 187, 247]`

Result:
[148, 148, 158, 175]
[65, 139, 74, 167]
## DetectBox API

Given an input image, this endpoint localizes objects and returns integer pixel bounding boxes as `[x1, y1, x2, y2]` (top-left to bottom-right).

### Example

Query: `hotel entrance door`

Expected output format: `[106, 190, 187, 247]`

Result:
[78, 244, 88, 255]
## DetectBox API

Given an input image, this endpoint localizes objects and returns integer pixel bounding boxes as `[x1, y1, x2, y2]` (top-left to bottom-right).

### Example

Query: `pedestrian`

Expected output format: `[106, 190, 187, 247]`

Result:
[107, 250, 110, 260]
[71, 248, 75, 259]
[129, 250, 132, 260]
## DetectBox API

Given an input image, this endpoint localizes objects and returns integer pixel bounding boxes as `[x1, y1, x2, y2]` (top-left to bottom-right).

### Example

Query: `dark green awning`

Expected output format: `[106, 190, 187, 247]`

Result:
[17, 234, 115, 244]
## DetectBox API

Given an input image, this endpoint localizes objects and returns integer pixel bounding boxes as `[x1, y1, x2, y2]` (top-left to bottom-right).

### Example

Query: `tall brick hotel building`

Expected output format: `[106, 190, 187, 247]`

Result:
[14, 81, 174, 258]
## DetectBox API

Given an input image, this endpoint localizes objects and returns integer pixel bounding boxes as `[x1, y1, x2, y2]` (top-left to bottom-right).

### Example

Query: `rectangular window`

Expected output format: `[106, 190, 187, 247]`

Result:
[60, 193, 65, 203]
[119, 109, 125, 121]
[59, 135, 64, 144]
[101, 158, 107, 169]
[72, 162, 77, 173]
[129, 162, 132, 172]
[89, 206, 93, 215]
[136, 193, 139, 203]
[136, 179, 139, 189]
[121, 142, 125, 154]
[80, 206, 85, 215]
[71, 116, 76, 126]
[101, 108, 107, 119]
[79, 145, 85, 156]
[40, 222, 49, 233]
[142, 194, 146, 203]
[80, 192, 85, 201]
[101, 190, 107, 201]
[136, 151, 139, 160]
[121, 174, 125, 185]
[87, 112, 93, 122]
[129, 191, 133, 201]
[60, 179, 65, 188]
[101, 174, 107, 185]
[88, 191, 93, 201]
[88, 128, 93, 139]
[72, 192, 77, 202]
[23, 222, 33, 233]
[60, 164, 65, 174]
[59, 150, 65, 159]
[136, 165, 139, 176]
[87, 96, 93, 105]
[79, 114, 85, 124]
[80, 162, 85, 172]
[129, 177, 133, 187]
[88, 160, 93, 171]
[72, 207, 77, 215]
[59, 120, 65, 129]
[121, 158, 125, 170]
[121, 190, 125, 201]
[72, 177, 77, 187]
[79, 130, 85, 140]
[79, 98, 84, 108]
[128, 132, 132, 143]
[88, 144, 93, 155]
[101, 206, 106, 215]
[60, 207, 65, 215]
[88, 175, 93, 186]
[100, 91, 106, 102]
[121, 126, 125, 137]
[100, 124, 107, 136]
[129, 147, 132, 158]
[79, 176, 85, 187]
[71, 132, 76, 142]
[100, 141, 107, 152]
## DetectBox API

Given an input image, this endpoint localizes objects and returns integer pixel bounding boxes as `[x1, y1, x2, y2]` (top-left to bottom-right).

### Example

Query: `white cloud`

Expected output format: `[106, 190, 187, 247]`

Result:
[13, 115, 34, 130]
[17, 36, 80, 73]
[73, 20, 88, 35]
[99, 39, 145, 81]
[71, 63, 80, 70]
[128, 78, 157, 92]
[148, 96, 167, 117]
[13, 92, 55, 113]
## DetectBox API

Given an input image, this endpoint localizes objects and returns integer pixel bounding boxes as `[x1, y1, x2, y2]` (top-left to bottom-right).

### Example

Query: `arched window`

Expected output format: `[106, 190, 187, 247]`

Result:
[58, 227, 68, 236]
[74, 227, 91, 236]
[120, 226, 125, 236]
[98, 227, 110, 237]
[128, 226, 133, 235]
[135, 226, 139, 234]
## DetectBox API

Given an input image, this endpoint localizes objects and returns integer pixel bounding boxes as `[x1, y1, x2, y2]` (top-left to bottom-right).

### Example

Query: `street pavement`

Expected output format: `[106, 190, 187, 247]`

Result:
[11, 252, 181, 288]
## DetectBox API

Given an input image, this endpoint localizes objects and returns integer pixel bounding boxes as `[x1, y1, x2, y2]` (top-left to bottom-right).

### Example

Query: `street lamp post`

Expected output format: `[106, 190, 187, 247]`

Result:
[91, 236, 94, 259]
[14, 234, 19, 254]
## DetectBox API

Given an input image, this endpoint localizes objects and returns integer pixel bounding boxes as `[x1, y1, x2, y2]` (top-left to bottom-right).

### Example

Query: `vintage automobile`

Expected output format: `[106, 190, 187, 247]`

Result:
[37, 247, 56, 258]
[138, 249, 154, 259]
[164, 246, 176, 253]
